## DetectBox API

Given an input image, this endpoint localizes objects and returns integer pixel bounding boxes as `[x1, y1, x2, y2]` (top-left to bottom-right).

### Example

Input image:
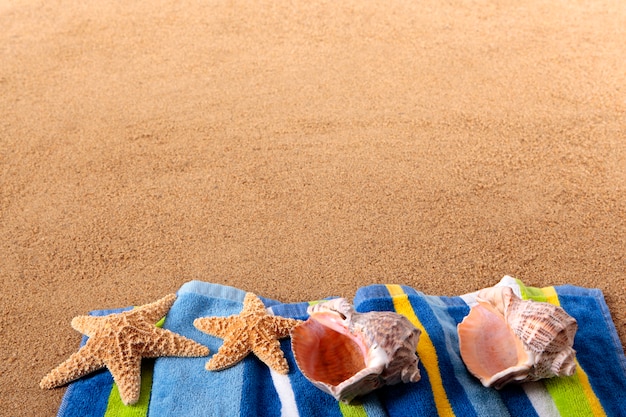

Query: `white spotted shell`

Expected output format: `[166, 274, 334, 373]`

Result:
[291, 298, 421, 403]
[458, 286, 578, 389]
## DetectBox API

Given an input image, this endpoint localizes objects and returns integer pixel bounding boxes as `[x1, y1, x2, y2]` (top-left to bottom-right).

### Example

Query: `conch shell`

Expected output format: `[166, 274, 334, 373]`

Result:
[457, 286, 578, 389]
[291, 298, 421, 403]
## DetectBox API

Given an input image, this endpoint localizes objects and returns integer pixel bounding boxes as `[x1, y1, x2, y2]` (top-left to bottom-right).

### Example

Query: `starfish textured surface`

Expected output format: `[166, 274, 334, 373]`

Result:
[194, 292, 302, 374]
[40, 294, 210, 405]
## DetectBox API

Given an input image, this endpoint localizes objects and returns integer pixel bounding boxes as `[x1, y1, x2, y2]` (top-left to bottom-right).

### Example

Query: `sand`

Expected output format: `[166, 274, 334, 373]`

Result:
[1, 1, 625, 415]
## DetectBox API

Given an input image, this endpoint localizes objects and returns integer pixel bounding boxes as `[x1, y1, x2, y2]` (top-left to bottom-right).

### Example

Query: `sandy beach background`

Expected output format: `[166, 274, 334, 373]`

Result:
[1, 1, 625, 415]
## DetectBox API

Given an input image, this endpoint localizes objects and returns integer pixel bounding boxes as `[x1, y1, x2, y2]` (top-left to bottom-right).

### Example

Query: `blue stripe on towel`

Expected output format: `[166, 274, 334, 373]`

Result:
[430, 295, 513, 417]
[241, 357, 281, 417]
[359, 393, 387, 417]
[177, 280, 245, 302]
[269, 301, 311, 321]
[148, 289, 246, 417]
[353, 284, 392, 308]
[498, 385, 542, 417]
[56, 369, 112, 417]
[379, 359, 437, 417]
[405, 294, 479, 417]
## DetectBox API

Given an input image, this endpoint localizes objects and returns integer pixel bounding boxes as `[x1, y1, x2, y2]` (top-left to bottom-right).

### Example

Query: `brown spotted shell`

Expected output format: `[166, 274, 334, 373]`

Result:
[458, 286, 578, 389]
[291, 298, 421, 403]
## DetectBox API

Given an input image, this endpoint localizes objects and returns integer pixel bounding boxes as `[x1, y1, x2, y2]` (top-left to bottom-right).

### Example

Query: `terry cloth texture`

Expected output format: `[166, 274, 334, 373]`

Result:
[55, 277, 626, 417]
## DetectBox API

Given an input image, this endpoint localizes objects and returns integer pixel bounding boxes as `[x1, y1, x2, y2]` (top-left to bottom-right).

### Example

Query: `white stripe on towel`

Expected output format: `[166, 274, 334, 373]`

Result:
[523, 381, 561, 417]
[270, 369, 300, 417]
[268, 306, 300, 417]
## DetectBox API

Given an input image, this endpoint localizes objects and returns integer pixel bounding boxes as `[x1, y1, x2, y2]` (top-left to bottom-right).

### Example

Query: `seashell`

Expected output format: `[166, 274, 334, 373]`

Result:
[458, 286, 578, 389]
[291, 298, 421, 403]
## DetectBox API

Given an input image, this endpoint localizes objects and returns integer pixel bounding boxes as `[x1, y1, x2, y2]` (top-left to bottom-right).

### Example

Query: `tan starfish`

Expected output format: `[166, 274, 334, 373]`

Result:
[193, 292, 302, 374]
[40, 294, 209, 405]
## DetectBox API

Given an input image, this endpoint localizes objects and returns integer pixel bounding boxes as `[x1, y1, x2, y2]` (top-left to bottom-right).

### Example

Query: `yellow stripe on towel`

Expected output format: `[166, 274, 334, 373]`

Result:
[386, 284, 455, 417]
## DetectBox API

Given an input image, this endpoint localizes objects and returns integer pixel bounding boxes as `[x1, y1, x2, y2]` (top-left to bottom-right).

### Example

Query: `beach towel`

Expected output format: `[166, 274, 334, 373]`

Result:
[53, 276, 626, 417]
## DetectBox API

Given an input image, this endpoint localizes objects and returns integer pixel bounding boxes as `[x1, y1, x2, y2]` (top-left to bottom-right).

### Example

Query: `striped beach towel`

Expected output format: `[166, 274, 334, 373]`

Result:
[55, 276, 626, 416]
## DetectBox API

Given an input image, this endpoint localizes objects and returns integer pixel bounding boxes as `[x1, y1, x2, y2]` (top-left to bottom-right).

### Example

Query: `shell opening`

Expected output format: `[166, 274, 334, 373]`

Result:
[291, 319, 366, 387]
[458, 302, 531, 388]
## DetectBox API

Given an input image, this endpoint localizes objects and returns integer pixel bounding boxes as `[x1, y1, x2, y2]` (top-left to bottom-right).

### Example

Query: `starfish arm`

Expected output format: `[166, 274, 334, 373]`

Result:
[268, 317, 302, 338]
[206, 339, 251, 371]
[141, 328, 209, 358]
[194, 316, 236, 338]
[127, 294, 177, 324]
[241, 293, 267, 314]
[106, 355, 143, 405]
[251, 337, 290, 374]
[40, 345, 105, 389]
[71, 315, 106, 337]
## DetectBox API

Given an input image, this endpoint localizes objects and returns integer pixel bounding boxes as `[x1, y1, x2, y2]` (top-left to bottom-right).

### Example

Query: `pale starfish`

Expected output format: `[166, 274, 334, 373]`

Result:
[193, 292, 302, 374]
[40, 294, 209, 405]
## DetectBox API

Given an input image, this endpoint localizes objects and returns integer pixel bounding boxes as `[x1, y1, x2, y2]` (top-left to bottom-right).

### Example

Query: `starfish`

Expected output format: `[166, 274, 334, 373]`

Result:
[40, 294, 209, 405]
[193, 292, 302, 374]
